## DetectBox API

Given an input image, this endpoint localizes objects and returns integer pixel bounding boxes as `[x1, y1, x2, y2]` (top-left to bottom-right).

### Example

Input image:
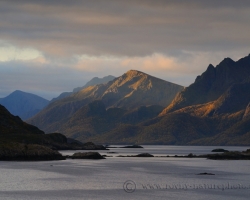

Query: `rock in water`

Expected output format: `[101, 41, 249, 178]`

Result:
[71, 152, 105, 159]
[135, 153, 154, 157]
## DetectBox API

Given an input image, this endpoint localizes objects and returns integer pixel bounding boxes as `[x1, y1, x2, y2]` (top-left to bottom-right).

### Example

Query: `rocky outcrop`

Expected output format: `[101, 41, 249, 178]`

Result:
[81, 142, 107, 150]
[122, 145, 143, 148]
[135, 153, 154, 157]
[211, 148, 229, 152]
[196, 172, 215, 175]
[0, 143, 64, 161]
[205, 151, 250, 160]
[71, 152, 105, 159]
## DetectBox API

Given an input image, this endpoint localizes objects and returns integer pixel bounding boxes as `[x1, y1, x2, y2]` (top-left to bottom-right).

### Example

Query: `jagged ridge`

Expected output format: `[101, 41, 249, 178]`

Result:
[161, 55, 250, 115]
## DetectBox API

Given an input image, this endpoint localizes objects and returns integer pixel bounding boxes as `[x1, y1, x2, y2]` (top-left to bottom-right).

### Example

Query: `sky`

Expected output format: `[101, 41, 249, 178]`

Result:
[0, 0, 250, 100]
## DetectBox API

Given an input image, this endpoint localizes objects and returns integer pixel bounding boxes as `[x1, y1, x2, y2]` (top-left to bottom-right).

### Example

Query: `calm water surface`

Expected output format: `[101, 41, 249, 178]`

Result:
[0, 145, 249, 200]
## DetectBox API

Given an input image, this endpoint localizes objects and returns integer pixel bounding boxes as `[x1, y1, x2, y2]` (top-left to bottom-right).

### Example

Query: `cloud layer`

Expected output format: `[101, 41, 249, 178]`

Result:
[0, 0, 250, 99]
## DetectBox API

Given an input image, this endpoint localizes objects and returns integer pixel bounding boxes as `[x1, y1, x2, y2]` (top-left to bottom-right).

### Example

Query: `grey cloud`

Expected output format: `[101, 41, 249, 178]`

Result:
[1, 0, 250, 57]
[1, 0, 250, 99]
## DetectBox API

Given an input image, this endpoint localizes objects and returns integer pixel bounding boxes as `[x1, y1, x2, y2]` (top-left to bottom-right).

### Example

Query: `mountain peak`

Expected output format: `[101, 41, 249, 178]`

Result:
[125, 70, 146, 77]
[0, 90, 49, 120]
[218, 57, 235, 66]
[207, 64, 215, 70]
[13, 90, 22, 93]
[194, 64, 215, 83]
[11, 90, 27, 96]
[161, 54, 250, 115]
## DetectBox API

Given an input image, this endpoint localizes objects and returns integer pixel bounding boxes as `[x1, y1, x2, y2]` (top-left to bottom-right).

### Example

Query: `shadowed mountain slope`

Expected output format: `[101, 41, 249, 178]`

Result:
[55, 101, 164, 141]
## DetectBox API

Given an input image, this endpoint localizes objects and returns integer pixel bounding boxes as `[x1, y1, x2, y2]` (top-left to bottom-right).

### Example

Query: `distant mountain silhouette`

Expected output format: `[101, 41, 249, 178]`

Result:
[51, 75, 116, 102]
[28, 70, 183, 133]
[0, 90, 49, 120]
[73, 75, 116, 92]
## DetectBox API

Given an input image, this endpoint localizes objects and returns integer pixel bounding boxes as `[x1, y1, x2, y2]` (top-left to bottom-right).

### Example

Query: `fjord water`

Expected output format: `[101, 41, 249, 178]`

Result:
[0, 146, 249, 200]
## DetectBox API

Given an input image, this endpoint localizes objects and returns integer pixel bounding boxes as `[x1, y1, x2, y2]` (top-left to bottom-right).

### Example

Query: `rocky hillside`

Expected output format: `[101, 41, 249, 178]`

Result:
[28, 70, 183, 133]
[161, 55, 250, 114]
[85, 55, 250, 145]
[0, 90, 49, 120]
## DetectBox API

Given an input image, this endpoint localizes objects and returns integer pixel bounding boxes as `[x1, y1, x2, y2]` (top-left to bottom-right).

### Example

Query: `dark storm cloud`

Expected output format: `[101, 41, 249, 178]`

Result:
[1, 0, 250, 57]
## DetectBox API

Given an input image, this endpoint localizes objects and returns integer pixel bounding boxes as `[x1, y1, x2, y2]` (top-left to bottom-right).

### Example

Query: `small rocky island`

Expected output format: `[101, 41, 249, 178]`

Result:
[211, 148, 229, 152]
[107, 144, 143, 148]
[184, 149, 250, 160]
[117, 153, 154, 157]
[205, 150, 250, 160]
[121, 145, 143, 148]
[70, 152, 105, 159]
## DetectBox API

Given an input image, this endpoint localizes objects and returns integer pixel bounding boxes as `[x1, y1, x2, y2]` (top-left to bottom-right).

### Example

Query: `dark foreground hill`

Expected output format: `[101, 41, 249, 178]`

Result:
[0, 104, 106, 160]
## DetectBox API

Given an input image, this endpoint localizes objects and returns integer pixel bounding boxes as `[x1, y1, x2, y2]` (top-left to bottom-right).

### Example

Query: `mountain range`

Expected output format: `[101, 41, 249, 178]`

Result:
[7, 54, 250, 146]
[0, 75, 116, 121]
[85, 54, 250, 145]
[27, 70, 184, 135]
[0, 90, 49, 120]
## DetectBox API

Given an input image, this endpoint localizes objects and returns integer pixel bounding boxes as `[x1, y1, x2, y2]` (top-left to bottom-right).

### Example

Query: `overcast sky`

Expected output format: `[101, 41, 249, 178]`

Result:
[0, 0, 250, 100]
